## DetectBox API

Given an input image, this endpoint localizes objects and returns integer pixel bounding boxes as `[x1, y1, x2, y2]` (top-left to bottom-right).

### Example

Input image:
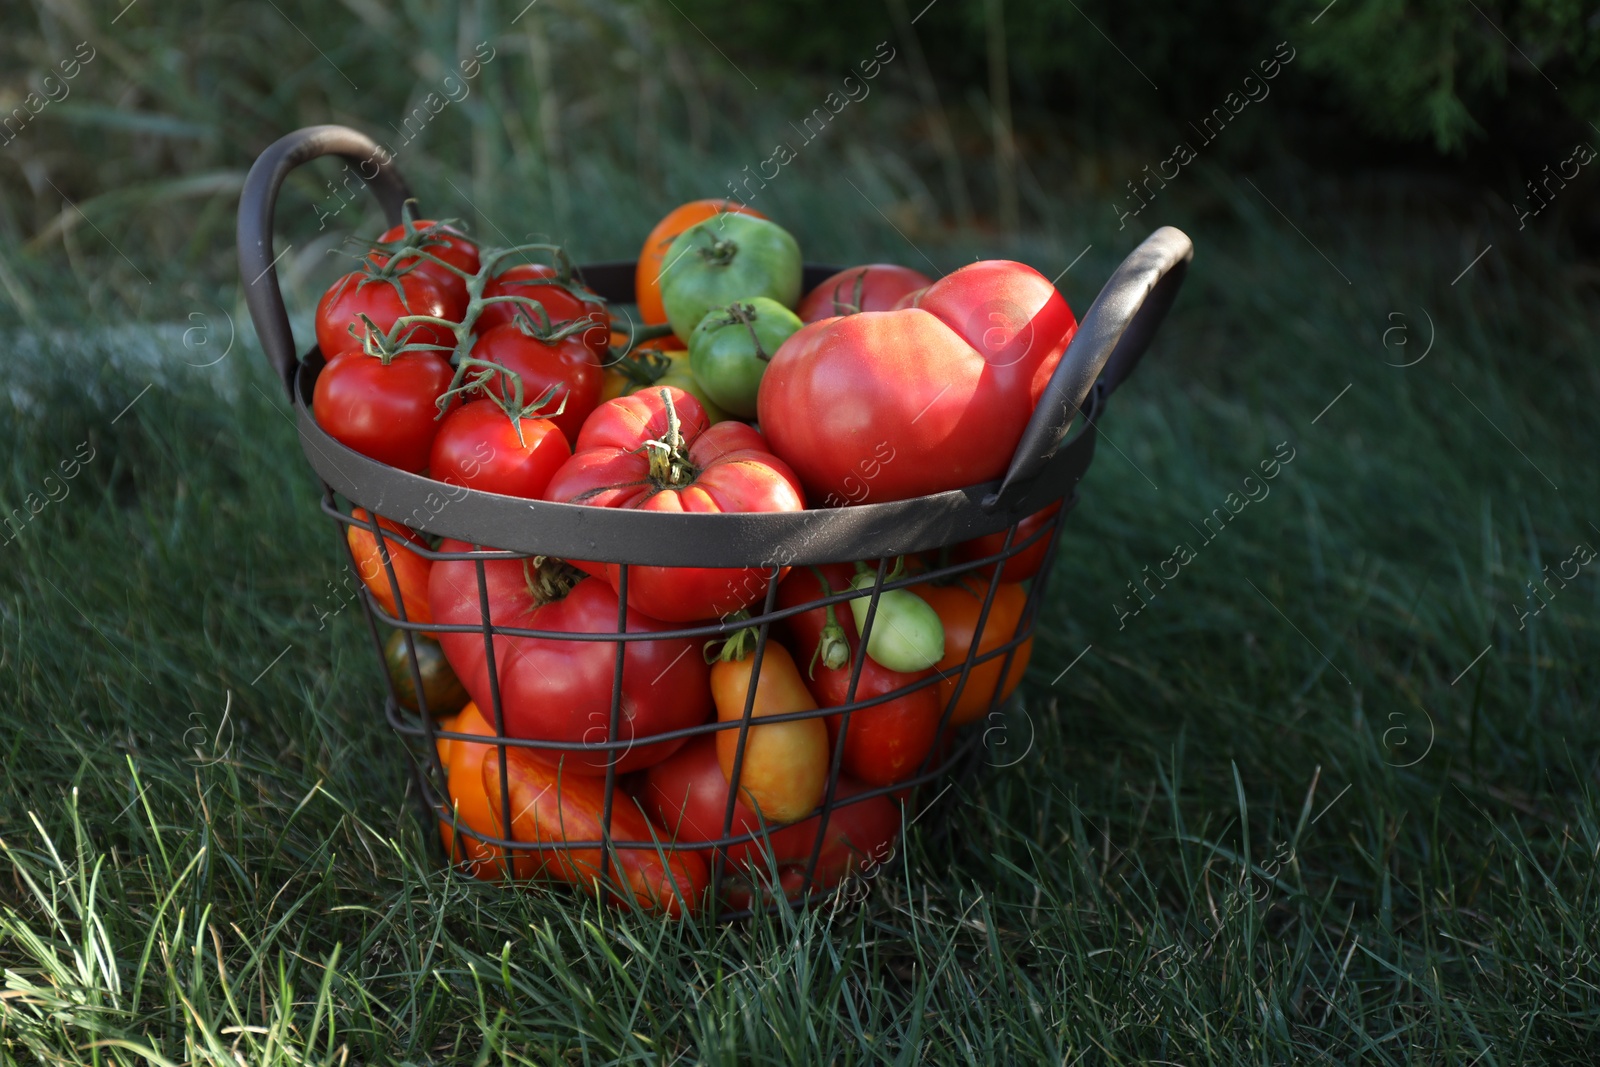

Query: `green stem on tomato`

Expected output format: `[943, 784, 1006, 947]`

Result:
[704, 610, 757, 664]
[805, 566, 851, 676]
[715, 302, 771, 361]
[640, 388, 698, 488]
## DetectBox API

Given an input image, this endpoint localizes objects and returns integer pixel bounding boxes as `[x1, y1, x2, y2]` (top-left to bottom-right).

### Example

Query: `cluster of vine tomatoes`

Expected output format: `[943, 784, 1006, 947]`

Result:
[317, 202, 1075, 917]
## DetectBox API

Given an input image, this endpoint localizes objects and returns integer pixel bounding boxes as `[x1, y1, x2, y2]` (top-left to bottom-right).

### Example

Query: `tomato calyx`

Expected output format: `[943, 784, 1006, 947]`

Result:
[705, 610, 759, 664]
[604, 314, 678, 365]
[638, 388, 700, 488]
[521, 555, 586, 606]
[507, 302, 603, 345]
[603, 344, 675, 388]
[437, 356, 566, 441]
[365, 240, 599, 363]
[689, 232, 739, 268]
[804, 566, 851, 676]
[350, 309, 454, 366]
[853, 556, 911, 584]
[363, 207, 476, 279]
[710, 302, 774, 362]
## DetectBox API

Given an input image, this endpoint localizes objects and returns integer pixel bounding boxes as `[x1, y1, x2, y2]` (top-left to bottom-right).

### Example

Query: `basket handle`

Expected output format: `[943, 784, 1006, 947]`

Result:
[237, 125, 415, 397]
[983, 225, 1193, 512]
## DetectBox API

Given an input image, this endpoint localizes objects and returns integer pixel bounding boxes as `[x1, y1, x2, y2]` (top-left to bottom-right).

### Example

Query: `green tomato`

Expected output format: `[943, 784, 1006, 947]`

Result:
[688, 298, 804, 419]
[385, 629, 469, 716]
[847, 573, 946, 673]
[659, 214, 802, 340]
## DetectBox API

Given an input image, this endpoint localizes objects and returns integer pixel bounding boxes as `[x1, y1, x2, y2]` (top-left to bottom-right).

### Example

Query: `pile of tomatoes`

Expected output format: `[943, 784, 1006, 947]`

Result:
[321, 200, 1079, 917]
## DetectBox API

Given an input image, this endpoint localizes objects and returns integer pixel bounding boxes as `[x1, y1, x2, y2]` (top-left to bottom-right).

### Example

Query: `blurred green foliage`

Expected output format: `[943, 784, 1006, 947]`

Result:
[0, 0, 1594, 324]
[694, 0, 1596, 154]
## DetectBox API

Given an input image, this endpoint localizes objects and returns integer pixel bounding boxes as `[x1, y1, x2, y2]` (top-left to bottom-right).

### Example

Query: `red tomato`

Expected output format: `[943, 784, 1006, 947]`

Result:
[783, 784, 902, 902]
[953, 503, 1061, 582]
[640, 734, 772, 872]
[758, 260, 1077, 504]
[470, 323, 602, 449]
[641, 736, 901, 907]
[476, 263, 607, 348]
[428, 546, 712, 774]
[429, 399, 571, 500]
[314, 270, 461, 358]
[635, 199, 766, 332]
[312, 349, 454, 472]
[371, 219, 480, 307]
[797, 264, 933, 323]
[484, 745, 709, 916]
[543, 387, 807, 622]
[346, 508, 434, 628]
[776, 564, 943, 785]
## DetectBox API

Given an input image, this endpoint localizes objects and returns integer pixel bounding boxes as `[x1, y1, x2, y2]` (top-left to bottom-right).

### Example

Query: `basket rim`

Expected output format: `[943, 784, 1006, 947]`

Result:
[295, 354, 1101, 566]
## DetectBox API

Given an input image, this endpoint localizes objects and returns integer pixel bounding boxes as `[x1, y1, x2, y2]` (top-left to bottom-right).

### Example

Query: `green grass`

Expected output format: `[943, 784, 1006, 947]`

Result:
[3, 177, 1596, 1063]
[3, 3, 1600, 1063]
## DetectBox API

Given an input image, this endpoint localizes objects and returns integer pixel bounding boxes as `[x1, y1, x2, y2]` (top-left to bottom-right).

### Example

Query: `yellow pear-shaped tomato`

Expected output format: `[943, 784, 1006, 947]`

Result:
[711, 639, 829, 825]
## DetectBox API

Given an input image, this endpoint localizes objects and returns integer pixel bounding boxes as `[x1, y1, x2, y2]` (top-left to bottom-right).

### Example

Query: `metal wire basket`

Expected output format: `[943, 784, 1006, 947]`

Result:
[237, 124, 1192, 919]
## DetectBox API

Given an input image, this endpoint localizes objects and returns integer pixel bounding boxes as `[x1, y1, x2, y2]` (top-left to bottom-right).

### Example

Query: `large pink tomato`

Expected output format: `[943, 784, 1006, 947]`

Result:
[428, 547, 711, 774]
[757, 260, 1076, 504]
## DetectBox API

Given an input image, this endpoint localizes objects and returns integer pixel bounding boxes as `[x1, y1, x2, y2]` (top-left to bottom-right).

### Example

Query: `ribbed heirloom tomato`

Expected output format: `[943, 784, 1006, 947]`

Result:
[543, 387, 806, 622]
[428, 549, 711, 773]
[758, 260, 1077, 504]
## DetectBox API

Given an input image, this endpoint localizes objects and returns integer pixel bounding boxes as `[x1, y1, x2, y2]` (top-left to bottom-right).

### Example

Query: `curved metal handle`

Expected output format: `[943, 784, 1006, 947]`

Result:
[237, 125, 415, 396]
[984, 225, 1192, 511]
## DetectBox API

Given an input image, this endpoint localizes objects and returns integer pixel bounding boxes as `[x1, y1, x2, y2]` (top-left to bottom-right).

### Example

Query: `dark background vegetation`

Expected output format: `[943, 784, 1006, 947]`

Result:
[1, 1, 1596, 1063]
[1, 0, 1597, 316]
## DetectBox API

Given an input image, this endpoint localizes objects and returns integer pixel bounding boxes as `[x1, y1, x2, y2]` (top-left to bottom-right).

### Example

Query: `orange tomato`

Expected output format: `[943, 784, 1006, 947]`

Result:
[347, 508, 433, 629]
[912, 579, 1033, 726]
[711, 639, 830, 825]
[482, 746, 710, 917]
[435, 703, 534, 881]
[635, 199, 765, 332]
